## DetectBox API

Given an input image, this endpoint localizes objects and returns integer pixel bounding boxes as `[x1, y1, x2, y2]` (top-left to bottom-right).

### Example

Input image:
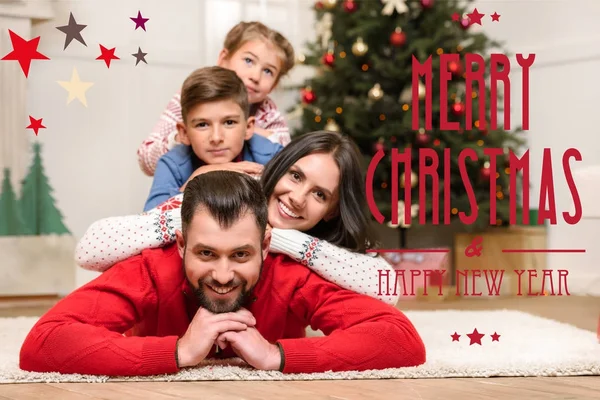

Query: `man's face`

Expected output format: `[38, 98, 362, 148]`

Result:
[177, 99, 254, 165]
[176, 208, 269, 313]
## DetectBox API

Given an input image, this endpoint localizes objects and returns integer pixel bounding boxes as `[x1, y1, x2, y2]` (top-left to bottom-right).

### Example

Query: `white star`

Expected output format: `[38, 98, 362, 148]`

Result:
[57, 67, 94, 107]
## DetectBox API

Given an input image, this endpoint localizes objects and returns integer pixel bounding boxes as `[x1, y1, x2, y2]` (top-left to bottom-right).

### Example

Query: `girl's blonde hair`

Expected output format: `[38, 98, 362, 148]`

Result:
[223, 21, 295, 84]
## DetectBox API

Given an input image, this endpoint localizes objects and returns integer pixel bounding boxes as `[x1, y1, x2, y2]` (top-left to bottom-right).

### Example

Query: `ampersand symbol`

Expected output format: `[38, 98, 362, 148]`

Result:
[465, 236, 483, 257]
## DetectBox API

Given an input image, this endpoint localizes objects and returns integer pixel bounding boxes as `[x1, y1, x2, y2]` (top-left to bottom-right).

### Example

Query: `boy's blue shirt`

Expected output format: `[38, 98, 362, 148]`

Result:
[144, 134, 283, 211]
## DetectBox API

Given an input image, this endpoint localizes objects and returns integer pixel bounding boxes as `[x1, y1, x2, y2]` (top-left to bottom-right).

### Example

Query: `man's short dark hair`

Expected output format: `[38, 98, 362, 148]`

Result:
[181, 171, 268, 239]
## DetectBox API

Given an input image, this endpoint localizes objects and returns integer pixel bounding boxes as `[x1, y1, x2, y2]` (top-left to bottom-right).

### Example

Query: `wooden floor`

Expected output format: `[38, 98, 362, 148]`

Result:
[0, 295, 598, 399]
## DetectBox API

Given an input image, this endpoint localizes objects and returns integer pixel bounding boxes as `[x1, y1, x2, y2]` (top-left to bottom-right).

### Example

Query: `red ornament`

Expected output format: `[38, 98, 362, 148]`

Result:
[420, 0, 434, 8]
[448, 60, 462, 76]
[451, 101, 465, 116]
[416, 132, 430, 145]
[315, 1, 324, 10]
[302, 88, 316, 104]
[322, 51, 335, 67]
[480, 165, 491, 181]
[390, 28, 406, 47]
[460, 17, 470, 30]
[343, 0, 357, 12]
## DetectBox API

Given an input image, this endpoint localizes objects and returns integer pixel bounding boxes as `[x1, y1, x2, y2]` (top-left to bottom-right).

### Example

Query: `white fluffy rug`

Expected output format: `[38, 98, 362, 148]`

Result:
[1, 310, 599, 383]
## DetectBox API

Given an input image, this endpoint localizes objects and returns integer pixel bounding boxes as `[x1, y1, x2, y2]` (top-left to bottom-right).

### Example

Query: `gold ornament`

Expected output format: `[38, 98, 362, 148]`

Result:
[351, 37, 368, 56]
[368, 83, 384, 101]
[398, 81, 427, 103]
[400, 171, 418, 188]
[324, 119, 340, 132]
[322, 0, 338, 9]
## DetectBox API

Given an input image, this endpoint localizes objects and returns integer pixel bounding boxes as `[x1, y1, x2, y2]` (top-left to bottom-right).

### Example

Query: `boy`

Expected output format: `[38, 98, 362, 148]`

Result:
[144, 66, 282, 211]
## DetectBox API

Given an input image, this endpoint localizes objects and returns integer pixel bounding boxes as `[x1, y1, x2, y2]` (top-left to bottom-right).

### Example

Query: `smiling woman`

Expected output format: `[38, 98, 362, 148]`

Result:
[76, 131, 399, 305]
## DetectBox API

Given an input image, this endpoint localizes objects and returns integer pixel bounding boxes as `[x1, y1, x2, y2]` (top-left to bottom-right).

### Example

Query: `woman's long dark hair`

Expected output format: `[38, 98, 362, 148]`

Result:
[261, 131, 376, 253]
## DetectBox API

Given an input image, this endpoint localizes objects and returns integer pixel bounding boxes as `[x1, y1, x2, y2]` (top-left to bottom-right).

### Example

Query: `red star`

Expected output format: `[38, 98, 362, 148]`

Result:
[491, 12, 501, 22]
[451, 332, 461, 342]
[26, 116, 46, 136]
[466, 328, 485, 345]
[451, 12, 460, 21]
[490, 332, 501, 341]
[1, 30, 50, 78]
[467, 8, 485, 25]
[96, 44, 119, 68]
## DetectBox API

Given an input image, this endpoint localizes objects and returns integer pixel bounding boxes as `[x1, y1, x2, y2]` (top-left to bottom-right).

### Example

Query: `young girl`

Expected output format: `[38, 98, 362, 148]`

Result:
[78, 131, 399, 305]
[137, 21, 295, 177]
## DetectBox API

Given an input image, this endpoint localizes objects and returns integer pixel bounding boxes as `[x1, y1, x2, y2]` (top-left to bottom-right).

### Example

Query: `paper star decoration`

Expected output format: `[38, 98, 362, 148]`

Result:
[381, 0, 408, 16]
[96, 45, 119, 68]
[57, 68, 94, 107]
[467, 8, 485, 25]
[130, 10, 149, 31]
[467, 328, 485, 345]
[131, 47, 148, 66]
[1, 30, 50, 77]
[491, 332, 501, 341]
[491, 12, 501, 22]
[26, 116, 46, 136]
[56, 12, 87, 50]
[451, 332, 461, 342]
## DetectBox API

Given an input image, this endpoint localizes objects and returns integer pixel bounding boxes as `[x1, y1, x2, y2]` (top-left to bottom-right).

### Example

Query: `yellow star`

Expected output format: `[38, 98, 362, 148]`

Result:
[57, 67, 94, 107]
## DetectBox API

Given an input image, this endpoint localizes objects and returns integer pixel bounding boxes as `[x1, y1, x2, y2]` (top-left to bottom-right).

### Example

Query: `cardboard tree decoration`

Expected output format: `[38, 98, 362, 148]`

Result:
[0, 143, 70, 237]
[19, 143, 70, 235]
[0, 168, 25, 236]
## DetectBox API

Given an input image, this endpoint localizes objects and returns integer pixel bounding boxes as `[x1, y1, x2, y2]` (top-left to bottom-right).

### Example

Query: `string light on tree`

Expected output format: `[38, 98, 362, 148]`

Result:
[343, 0, 358, 12]
[296, 53, 306, 65]
[448, 60, 462, 77]
[390, 27, 406, 47]
[352, 37, 368, 56]
[324, 119, 340, 132]
[368, 83, 384, 101]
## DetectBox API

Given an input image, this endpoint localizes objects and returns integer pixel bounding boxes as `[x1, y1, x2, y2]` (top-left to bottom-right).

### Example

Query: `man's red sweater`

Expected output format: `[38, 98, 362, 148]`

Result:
[20, 244, 425, 376]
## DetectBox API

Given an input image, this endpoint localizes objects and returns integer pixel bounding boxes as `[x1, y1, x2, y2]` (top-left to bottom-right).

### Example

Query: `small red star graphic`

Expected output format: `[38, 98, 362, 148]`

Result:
[491, 332, 501, 341]
[467, 8, 485, 25]
[451, 332, 461, 342]
[451, 12, 460, 22]
[1, 30, 50, 78]
[96, 44, 119, 68]
[130, 10, 149, 31]
[467, 328, 485, 345]
[26, 116, 46, 136]
[491, 12, 501, 22]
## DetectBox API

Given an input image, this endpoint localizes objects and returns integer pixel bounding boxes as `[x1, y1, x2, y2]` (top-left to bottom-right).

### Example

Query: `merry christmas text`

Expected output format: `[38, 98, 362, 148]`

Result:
[378, 269, 570, 297]
[366, 147, 582, 226]
[412, 53, 535, 131]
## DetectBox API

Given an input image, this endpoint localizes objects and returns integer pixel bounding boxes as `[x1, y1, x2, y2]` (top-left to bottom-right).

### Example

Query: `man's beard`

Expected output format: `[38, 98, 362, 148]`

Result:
[183, 258, 261, 314]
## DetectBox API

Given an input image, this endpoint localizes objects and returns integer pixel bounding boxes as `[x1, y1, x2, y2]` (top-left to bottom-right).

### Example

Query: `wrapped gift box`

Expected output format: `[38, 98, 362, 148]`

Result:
[381, 249, 451, 299]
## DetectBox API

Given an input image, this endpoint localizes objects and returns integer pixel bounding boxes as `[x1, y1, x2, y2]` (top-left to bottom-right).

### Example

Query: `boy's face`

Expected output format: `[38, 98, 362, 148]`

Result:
[218, 39, 283, 104]
[177, 99, 255, 165]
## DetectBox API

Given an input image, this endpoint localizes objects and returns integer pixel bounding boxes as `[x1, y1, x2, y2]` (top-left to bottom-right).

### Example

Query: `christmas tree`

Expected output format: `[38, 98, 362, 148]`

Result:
[290, 0, 526, 232]
[19, 142, 70, 235]
[0, 168, 25, 236]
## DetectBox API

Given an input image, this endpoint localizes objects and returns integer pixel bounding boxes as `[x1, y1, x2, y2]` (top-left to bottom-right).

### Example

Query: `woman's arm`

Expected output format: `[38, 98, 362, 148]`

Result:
[75, 196, 183, 272]
[269, 228, 399, 305]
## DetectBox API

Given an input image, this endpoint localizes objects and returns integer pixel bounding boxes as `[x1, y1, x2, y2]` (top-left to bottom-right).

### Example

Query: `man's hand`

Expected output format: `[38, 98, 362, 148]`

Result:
[216, 327, 282, 371]
[180, 162, 264, 191]
[176, 308, 256, 368]
[254, 127, 273, 138]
